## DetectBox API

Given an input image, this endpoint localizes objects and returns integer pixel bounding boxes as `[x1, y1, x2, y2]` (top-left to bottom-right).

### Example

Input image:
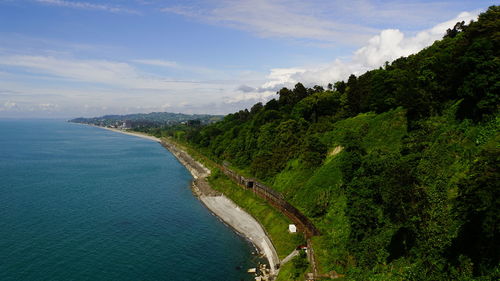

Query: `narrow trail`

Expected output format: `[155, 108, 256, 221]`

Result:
[281, 249, 299, 265]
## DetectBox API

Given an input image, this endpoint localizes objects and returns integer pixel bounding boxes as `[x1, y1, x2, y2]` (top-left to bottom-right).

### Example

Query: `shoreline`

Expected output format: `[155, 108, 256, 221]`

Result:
[92, 126, 162, 143]
[89, 125, 280, 278]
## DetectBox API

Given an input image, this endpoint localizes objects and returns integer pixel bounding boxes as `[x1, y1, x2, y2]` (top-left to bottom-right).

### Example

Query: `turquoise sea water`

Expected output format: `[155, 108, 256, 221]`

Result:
[0, 120, 260, 281]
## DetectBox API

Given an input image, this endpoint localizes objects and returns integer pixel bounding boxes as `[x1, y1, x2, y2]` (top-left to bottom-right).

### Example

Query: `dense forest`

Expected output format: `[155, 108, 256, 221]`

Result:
[141, 7, 499, 280]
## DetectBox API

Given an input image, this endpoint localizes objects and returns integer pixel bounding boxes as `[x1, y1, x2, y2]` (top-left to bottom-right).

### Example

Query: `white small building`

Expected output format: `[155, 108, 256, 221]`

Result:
[288, 224, 297, 233]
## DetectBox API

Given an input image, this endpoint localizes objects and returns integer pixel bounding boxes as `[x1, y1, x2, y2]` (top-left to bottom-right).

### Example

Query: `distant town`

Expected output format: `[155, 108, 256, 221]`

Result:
[69, 112, 223, 130]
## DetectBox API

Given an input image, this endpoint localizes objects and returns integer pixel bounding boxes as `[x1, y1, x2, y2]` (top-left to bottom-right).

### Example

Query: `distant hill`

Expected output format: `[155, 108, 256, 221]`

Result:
[69, 112, 223, 129]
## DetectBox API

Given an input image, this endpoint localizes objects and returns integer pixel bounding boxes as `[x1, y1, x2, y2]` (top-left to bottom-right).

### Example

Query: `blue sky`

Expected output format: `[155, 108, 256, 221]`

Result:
[0, 0, 496, 117]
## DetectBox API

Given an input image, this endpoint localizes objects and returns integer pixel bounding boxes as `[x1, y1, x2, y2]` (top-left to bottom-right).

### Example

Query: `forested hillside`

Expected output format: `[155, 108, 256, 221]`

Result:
[143, 7, 499, 280]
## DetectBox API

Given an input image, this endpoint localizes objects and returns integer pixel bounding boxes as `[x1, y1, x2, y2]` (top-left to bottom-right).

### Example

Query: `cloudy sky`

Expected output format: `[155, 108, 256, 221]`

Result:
[0, 0, 495, 118]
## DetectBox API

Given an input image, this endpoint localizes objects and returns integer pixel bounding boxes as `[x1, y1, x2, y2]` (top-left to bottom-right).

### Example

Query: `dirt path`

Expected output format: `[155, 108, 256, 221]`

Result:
[281, 249, 299, 265]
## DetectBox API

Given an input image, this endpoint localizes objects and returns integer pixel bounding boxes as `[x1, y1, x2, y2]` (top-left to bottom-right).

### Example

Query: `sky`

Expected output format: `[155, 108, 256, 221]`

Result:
[0, 0, 496, 118]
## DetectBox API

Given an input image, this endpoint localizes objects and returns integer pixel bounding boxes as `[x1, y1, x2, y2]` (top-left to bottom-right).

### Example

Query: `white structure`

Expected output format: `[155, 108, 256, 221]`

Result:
[288, 224, 297, 233]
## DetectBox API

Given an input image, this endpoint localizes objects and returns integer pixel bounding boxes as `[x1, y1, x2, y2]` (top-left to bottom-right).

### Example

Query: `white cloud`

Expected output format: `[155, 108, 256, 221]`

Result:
[3, 101, 17, 109]
[160, 0, 481, 46]
[38, 103, 59, 111]
[132, 59, 178, 68]
[237, 85, 256, 93]
[261, 68, 307, 89]
[0, 55, 136, 85]
[0, 55, 225, 90]
[331, 0, 466, 28]
[256, 11, 479, 90]
[353, 11, 477, 69]
[0, 54, 261, 116]
[132, 59, 222, 77]
[36, 0, 140, 14]
[161, 0, 376, 45]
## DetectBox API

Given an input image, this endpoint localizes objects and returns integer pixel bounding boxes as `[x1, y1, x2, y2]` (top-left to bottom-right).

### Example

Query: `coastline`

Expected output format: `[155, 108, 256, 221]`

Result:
[93, 126, 162, 143]
[90, 125, 280, 277]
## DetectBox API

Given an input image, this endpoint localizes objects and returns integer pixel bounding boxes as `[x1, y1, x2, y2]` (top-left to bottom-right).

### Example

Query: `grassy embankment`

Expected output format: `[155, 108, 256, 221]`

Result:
[258, 106, 495, 279]
[269, 108, 408, 276]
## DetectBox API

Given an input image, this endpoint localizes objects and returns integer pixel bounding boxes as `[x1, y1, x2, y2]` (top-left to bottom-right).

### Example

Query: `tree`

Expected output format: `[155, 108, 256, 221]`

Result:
[265, 98, 280, 110]
[345, 74, 361, 116]
[250, 102, 263, 115]
[301, 135, 327, 167]
[450, 144, 500, 275]
[293, 82, 309, 100]
[278, 83, 310, 108]
[445, 21, 466, 38]
[334, 81, 346, 93]
[278, 87, 295, 106]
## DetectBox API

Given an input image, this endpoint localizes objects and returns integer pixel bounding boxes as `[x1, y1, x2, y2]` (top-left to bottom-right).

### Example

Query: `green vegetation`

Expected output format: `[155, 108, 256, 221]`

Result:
[275, 251, 310, 281]
[136, 6, 499, 280]
[275, 259, 301, 281]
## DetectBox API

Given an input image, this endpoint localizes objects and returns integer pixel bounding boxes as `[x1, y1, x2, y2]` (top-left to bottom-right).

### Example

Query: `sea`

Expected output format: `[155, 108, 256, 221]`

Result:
[0, 119, 260, 281]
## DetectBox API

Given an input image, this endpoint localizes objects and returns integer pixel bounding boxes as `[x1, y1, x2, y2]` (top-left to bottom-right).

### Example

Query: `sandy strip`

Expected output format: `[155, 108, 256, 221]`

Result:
[199, 195, 280, 275]
[87, 125, 280, 276]
[95, 126, 161, 143]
